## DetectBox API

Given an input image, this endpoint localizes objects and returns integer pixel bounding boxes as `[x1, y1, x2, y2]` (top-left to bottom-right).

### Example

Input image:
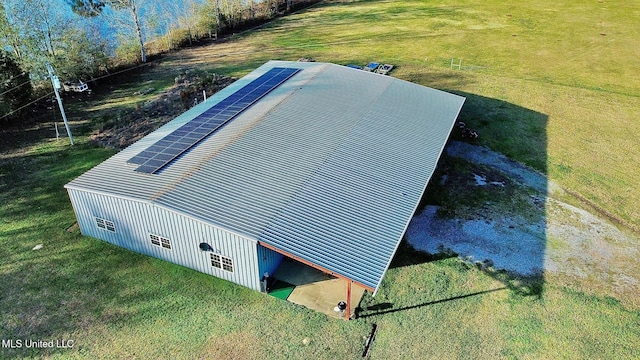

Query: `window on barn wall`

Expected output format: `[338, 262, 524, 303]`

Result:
[221, 257, 233, 272]
[149, 234, 172, 249]
[211, 253, 221, 268]
[210, 254, 233, 272]
[95, 217, 116, 232]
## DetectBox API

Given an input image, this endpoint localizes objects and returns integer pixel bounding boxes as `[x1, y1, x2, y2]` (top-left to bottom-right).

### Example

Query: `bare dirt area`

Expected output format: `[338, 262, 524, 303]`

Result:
[406, 141, 640, 308]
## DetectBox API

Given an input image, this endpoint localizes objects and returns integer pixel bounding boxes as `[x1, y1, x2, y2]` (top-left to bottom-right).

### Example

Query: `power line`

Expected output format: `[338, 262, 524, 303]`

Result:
[0, 91, 54, 121]
[90, 60, 157, 82]
[0, 59, 159, 123]
[4, 71, 28, 82]
[71, 58, 161, 86]
[0, 78, 32, 97]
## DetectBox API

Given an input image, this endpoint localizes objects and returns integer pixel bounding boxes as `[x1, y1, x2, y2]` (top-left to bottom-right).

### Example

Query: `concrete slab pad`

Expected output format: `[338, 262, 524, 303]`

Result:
[273, 258, 366, 319]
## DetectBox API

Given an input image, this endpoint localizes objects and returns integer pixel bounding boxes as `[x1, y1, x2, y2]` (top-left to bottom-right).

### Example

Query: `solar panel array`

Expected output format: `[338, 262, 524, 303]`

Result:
[128, 67, 301, 174]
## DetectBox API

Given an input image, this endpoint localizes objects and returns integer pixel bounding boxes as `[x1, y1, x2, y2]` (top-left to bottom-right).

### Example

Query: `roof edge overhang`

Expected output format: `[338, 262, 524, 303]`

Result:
[64, 186, 260, 243]
[370, 95, 467, 296]
[258, 241, 376, 293]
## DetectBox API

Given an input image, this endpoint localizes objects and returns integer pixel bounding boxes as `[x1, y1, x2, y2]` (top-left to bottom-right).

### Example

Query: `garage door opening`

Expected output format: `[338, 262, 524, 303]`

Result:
[270, 257, 367, 319]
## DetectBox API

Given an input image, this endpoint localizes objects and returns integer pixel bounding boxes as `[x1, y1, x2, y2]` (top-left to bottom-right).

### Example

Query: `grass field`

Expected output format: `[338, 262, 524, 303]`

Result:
[123, 0, 640, 229]
[242, 0, 640, 230]
[2, 0, 640, 358]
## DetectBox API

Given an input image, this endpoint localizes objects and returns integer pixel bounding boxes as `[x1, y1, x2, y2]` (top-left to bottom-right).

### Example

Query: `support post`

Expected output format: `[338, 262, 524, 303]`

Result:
[346, 279, 352, 320]
[450, 58, 462, 70]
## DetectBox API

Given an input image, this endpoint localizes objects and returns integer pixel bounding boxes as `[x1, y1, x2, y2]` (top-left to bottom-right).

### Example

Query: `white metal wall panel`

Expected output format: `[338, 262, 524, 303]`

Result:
[67, 189, 262, 290]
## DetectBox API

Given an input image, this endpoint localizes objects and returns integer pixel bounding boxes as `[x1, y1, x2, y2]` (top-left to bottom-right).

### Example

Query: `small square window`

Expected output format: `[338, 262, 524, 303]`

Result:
[95, 217, 115, 232]
[149, 234, 171, 250]
[210, 254, 233, 272]
[210, 254, 221, 269]
[222, 257, 233, 272]
[161, 237, 171, 249]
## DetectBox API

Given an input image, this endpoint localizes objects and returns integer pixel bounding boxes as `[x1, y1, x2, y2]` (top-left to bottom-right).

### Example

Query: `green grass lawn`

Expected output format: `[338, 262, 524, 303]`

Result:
[2, 0, 640, 358]
[236, 0, 640, 230]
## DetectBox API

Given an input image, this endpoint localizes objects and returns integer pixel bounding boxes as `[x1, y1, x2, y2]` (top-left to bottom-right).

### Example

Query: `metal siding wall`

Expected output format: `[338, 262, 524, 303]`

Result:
[257, 244, 284, 279]
[65, 61, 466, 294]
[66, 189, 260, 291]
[67, 189, 123, 247]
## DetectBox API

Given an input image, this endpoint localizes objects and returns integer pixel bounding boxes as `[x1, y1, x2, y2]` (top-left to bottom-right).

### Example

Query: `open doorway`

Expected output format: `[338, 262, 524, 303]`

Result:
[270, 257, 367, 319]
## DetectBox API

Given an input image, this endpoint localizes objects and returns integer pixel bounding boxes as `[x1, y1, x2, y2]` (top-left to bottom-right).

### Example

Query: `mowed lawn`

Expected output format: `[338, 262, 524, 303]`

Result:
[2, 0, 640, 359]
[208, 0, 640, 229]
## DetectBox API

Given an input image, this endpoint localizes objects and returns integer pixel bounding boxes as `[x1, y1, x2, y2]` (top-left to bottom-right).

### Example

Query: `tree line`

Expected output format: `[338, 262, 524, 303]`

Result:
[0, 0, 313, 123]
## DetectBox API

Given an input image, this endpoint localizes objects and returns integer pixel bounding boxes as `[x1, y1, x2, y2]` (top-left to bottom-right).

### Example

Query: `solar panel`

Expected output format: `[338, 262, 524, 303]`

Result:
[128, 67, 301, 174]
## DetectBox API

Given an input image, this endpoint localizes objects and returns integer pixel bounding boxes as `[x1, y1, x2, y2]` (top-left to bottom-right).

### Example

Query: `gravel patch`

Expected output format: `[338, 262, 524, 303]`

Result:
[407, 205, 545, 275]
[446, 141, 547, 193]
[408, 141, 640, 307]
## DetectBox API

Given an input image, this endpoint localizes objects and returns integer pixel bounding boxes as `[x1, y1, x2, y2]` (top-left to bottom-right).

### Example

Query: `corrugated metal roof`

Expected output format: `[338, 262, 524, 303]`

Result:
[66, 60, 465, 293]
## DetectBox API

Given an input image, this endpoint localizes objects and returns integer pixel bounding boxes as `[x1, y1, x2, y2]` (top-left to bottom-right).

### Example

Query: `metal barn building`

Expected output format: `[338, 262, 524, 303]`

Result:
[65, 61, 465, 317]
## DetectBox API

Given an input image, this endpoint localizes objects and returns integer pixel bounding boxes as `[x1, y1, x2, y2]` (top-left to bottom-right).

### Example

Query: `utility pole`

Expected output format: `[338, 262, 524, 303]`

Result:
[46, 63, 74, 145]
[215, 0, 221, 40]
